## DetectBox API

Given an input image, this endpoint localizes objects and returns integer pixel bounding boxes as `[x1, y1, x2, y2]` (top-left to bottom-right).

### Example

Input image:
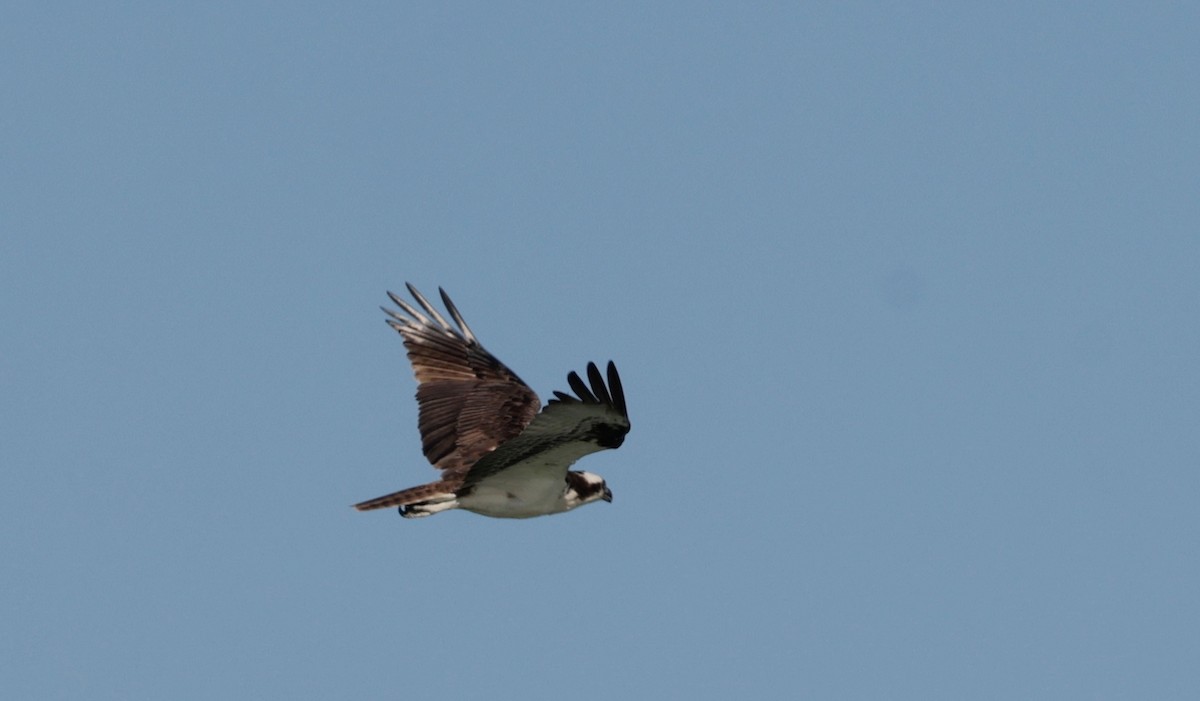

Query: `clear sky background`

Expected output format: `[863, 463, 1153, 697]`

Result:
[3, 3, 1198, 699]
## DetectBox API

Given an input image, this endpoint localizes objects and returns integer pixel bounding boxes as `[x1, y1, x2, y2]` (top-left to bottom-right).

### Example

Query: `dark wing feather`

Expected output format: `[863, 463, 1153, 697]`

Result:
[567, 370, 597, 403]
[462, 361, 631, 489]
[383, 284, 540, 473]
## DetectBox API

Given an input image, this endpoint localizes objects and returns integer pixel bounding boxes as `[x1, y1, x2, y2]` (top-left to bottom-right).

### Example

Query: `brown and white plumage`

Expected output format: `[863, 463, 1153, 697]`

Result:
[354, 284, 631, 519]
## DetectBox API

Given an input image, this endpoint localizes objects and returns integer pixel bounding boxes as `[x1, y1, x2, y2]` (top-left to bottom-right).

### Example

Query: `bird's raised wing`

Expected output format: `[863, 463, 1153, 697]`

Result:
[462, 361, 631, 488]
[383, 284, 541, 474]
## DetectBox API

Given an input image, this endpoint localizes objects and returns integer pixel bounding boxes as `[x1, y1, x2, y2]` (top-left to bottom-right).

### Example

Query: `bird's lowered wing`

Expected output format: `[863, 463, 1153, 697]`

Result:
[461, 361, 630, 489]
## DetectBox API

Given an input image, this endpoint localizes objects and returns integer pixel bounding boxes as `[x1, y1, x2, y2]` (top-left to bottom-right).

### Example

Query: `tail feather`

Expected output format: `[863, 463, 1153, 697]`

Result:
[353, 481, 457, 512]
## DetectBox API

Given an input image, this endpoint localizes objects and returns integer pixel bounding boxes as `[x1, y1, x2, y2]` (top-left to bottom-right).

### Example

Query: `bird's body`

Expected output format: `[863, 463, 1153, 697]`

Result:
[354, 284, 630, 519]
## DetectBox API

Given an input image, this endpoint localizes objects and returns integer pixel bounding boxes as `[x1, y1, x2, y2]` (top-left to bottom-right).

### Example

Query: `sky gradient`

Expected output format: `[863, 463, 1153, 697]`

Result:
[4, 3, 1199, 699]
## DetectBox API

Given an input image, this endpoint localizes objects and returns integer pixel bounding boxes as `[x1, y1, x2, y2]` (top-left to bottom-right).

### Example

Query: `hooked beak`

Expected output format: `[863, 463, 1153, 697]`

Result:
[602, 487, 613, 503]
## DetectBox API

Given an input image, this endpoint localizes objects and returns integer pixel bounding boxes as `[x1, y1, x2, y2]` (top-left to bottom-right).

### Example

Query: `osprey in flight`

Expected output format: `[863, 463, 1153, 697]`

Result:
[354, 284, 631, 519]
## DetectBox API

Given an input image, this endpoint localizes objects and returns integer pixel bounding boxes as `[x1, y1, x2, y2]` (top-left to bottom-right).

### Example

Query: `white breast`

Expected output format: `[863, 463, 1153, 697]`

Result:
[457, 440, 599, 518]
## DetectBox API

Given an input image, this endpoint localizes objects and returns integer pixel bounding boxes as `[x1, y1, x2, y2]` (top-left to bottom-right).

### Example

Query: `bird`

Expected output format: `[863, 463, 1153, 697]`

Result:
[354, 283, 631, 519]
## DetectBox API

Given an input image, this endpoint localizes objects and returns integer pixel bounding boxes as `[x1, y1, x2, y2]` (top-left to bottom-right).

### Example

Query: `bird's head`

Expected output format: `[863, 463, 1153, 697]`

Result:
[564, 471, 612, 510]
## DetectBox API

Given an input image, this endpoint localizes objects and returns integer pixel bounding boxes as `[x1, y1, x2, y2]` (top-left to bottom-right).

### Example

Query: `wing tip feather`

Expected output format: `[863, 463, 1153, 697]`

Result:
[438, 287, 478, 345]
[383, 284, 483, 348]
[549, 359, 629, 421]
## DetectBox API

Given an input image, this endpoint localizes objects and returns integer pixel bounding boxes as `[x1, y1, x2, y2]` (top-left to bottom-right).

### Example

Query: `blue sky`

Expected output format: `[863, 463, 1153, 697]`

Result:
[3, 3, 1198, 699]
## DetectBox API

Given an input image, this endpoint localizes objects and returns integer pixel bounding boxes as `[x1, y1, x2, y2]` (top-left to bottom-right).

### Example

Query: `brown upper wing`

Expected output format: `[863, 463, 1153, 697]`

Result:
[383, 284, 540, 474]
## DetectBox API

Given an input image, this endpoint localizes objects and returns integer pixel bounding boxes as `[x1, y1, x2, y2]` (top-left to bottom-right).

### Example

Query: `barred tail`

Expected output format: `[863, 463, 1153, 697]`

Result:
[353, 481, 458, 516]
